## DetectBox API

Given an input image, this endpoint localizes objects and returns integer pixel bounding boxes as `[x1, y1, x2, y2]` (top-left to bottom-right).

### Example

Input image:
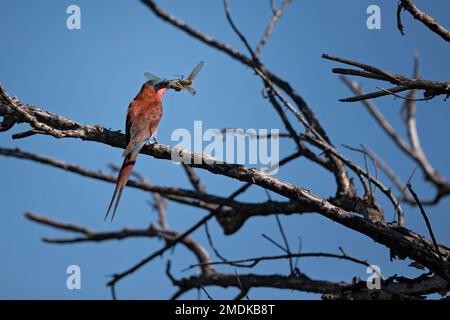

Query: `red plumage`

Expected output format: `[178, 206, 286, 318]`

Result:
[106, 83, 166, 221]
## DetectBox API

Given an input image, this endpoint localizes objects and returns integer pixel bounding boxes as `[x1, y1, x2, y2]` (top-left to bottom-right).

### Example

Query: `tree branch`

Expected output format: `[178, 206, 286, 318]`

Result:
[25, 212, 215, 275]
[398, 0, 450, 42]
[255, 0, 292, 58]
[340, 76, 450, 205]
[2, 92, 449, 281]
[323, 53, 450, 101]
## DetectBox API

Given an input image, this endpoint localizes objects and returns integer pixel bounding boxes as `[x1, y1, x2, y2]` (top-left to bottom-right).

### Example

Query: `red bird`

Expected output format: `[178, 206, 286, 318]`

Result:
[106, 62, 203, 221]
[106, 78, 168, 221]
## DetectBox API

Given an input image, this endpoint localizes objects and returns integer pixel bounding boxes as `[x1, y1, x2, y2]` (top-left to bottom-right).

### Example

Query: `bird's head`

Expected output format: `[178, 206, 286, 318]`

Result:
[144, 75, 179, 97]
[144, 74, 185, 97]
[145, 78, 170, 91]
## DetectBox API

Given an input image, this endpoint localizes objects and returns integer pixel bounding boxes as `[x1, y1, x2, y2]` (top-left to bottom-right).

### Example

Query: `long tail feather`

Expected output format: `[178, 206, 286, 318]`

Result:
[105, 152, 138, 221]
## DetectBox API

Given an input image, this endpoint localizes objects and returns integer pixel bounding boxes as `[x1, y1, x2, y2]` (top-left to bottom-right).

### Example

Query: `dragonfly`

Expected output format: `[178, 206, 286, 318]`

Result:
[144, 61, 204, 95]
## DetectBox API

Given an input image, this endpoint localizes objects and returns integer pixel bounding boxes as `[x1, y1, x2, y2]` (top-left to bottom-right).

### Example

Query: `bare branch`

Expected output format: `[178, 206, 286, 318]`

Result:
[233, 287, 250, 300]
[340, 76, 450, 204]
[182, 164, 206, 194]
[255, 0, 292, 57]
[324, 53, 450, 101]
[184, 251, 371, 270]
[0, 147, 323, 236]
[178, 268, 450, 300]
[141, 0, 331, 147]
[172, 272, 347, 297]
[200, 285, 214, 300]
[363, 147, 414, 202]
[256, 68, 353, 197]
[12, 129, 46, 139]
[407, 184, 444, 263]
[26, 212, 215, 275]
[221, 129, 291, 139]
[141, 1, 354, 202]
[222, 0, 256, 59]
[3, 1, 450, 299]
[106, 163, 286, 288]
[323, 53, 401, 84]
[274, 214, 294, 273]
[0, 147, 299, 218]
[302, 133, 399, 223]
[2, 79, 450, 283]
[25, 212, 92, 236]
[398, 0, 450, 42]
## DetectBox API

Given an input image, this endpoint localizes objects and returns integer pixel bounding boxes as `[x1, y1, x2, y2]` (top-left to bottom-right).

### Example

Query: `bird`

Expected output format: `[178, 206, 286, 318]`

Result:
[105, 62, 203, 221]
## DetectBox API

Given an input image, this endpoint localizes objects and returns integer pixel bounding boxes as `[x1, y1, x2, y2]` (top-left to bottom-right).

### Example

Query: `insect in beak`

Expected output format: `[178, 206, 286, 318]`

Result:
[171, 61, 204, 95]
[167, 80, 183, 91]
[148, 61, 203, 95]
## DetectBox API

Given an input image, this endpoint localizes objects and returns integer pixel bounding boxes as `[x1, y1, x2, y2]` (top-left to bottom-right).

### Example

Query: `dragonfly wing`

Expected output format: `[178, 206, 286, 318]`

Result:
[144, 72, 163, 82]
[186, 86, 196, 95]
[187, 61, 204, 82]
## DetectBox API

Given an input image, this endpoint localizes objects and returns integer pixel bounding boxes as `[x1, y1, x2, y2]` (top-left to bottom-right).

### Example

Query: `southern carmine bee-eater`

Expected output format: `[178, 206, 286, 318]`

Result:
[105, 61, 204, 221]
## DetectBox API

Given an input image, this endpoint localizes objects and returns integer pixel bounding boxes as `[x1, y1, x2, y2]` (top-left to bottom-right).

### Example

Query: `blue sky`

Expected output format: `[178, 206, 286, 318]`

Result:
[0, 0, 449, 299]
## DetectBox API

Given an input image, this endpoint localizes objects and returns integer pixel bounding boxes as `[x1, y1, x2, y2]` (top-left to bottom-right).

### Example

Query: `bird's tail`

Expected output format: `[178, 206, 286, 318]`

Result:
[105, 152, 138, 221]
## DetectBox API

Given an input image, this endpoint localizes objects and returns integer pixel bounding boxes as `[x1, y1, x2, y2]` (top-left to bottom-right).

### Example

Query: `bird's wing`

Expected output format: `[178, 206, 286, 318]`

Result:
[122, 101, 162, 157]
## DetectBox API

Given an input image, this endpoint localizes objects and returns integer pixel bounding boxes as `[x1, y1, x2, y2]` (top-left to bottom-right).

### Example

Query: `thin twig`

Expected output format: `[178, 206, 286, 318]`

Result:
[234, 268, 249, 300]
[184, 251, 371, 270]
[200, 285, 214, 300]
[107, 212, 215, 287]
[407, 183, 444, 262]
[223, 0, 256, 59]
[255, 0, 292, 57]
[376, 86, 434, 101]
[233, 288, 250, 300]
[275, 214, 294, 274]
[262, 234, 289, 254]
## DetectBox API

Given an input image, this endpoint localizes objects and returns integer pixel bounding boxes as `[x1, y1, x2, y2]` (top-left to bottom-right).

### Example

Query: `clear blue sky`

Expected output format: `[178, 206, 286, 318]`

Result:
[1, 0, 449, 299]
